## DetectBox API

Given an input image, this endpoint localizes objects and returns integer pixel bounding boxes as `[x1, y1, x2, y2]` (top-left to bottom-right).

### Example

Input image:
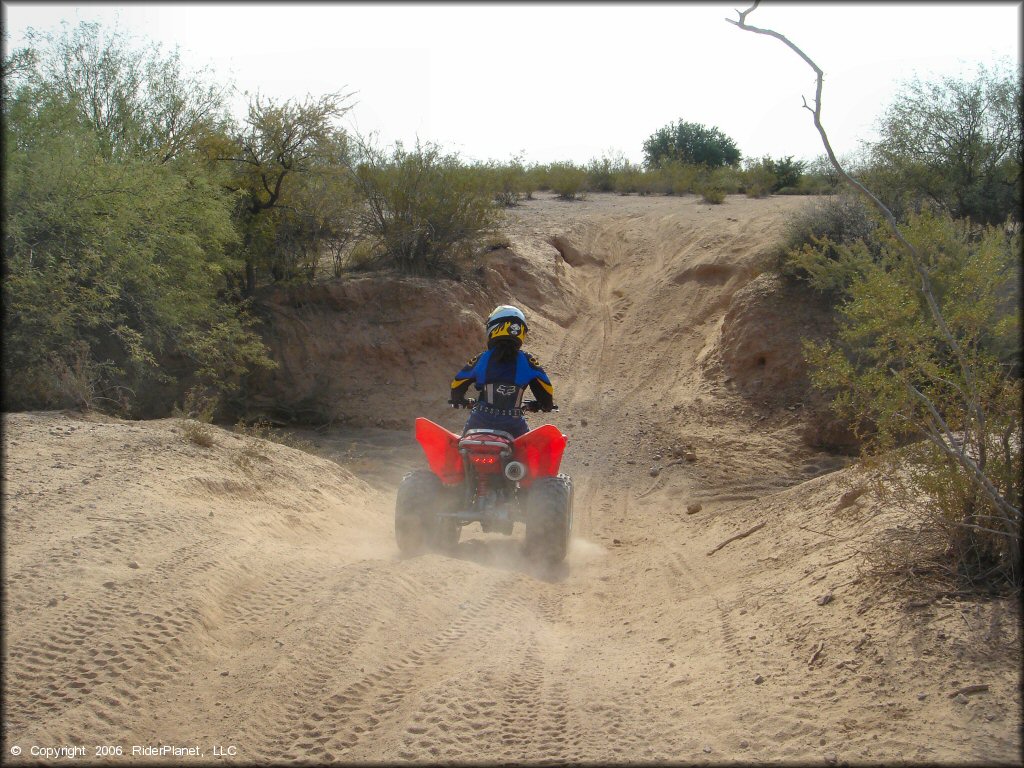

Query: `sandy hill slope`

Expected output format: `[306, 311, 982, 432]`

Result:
[3, 193, 1020, 765]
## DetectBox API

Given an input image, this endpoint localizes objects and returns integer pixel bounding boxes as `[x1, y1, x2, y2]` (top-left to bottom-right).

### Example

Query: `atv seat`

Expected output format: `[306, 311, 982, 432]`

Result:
[459, 430, 514, 455]
[462, 428, 515, 441]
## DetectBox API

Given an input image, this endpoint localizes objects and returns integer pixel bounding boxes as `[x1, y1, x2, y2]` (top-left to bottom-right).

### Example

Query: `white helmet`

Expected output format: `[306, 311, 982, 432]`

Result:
[486, 305, 527, 349]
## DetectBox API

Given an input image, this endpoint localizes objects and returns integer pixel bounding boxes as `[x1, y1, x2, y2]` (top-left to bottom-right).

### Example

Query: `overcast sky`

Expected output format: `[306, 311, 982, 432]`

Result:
[2, 2, 1020, 166]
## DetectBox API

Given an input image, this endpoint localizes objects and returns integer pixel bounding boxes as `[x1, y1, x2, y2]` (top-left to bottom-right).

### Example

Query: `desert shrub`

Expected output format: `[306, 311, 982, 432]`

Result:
[769, 155, 806, 191]
[805, 211, 1021, 586]
[523, 163, 550, 195]
[234, 418, 314, 452]
[231, 418, 315, 473]
[709, 166, 742, 194]
[743, 161, 777, 198]
[772, 154, 841, 195]
[612, 162, 646, 194]
[657, 162, 702, 195]
[349, 140, 498, 275]
[181, 420, 216, 448]
[2, 113, 274, 414]
[219, 94, 353, 292]
[774, 157, 805, 190]
[586, 156, 616, 192]
[586, 152, 633, 193]
[343, 239, 378, 271]
[700, 185, 726, 204]
[636, 169, 661, 195]
[2, 22, 275, 416]
[697, 165, 739, 203]
[45, 340, 115, 411]
[777, 193, 886, 285]
[639, 167, 667, 195]
[546, 162, 588, 200]
[730, 3, 1021, 594]
[776, 173, 834, 195]
[481, 233, 512, 252]
[173, 388, 218, 447]
[477, 158, 528, 206]
[744, 155, 806, 196]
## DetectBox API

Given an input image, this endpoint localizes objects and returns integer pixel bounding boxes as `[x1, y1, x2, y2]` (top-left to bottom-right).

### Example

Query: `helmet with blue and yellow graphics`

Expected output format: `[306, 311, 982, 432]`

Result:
[486, 304, 528, 349]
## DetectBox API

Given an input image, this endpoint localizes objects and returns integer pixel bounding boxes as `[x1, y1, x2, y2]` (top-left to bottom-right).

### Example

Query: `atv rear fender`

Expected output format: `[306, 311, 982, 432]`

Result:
[415, 418, 464, 484]
[513, 424, 567, 487]
[415, 419, 567, 486]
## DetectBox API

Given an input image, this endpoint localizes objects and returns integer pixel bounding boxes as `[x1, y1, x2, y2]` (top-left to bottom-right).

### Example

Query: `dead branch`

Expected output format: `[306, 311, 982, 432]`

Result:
[821, 552, 859, 568]
[948, 684, 989, 697]
[807, 640, 825, 666]
[707, 521, 766, 556]
[903, 377, 1020, 525]
[726, 4, 977, 399]
[727, 1, 1020, 529]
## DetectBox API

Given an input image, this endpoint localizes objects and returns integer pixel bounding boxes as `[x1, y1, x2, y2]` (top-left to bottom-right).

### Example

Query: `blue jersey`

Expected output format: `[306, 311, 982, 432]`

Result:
[450, 348, 554, 436]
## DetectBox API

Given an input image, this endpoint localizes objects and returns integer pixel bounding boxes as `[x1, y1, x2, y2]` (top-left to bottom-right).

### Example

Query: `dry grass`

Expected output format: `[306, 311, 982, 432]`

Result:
[181, 420, 216, 448]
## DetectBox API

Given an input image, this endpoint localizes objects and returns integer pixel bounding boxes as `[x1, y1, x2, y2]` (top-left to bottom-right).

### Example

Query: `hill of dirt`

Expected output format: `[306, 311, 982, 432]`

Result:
[3, 192, 1020, 765]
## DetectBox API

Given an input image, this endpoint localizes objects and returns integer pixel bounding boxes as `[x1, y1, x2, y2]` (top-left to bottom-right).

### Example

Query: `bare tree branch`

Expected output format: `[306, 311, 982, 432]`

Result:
[728, 2, 1020, 527]
[903, 378, 1019, 523]
[727, 4, 983, 426]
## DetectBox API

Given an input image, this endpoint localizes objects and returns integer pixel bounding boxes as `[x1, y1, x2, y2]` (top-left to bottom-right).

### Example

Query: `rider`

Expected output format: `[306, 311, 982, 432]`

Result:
[449, 305, 554, 438]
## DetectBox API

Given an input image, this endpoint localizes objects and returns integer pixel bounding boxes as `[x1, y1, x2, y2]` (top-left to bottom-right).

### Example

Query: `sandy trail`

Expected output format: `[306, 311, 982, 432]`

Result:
[3, 194, 1019, 765]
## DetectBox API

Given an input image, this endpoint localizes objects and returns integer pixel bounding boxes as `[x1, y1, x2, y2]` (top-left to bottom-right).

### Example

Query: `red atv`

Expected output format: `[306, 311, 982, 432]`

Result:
[396, 401, 573, 564]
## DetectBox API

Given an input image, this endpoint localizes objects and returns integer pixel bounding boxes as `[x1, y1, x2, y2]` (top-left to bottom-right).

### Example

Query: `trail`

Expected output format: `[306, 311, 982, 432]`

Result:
[3, 193, 1019, 765]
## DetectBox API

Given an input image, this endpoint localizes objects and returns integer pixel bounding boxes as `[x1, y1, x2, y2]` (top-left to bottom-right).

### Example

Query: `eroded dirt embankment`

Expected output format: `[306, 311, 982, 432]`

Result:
[3, 193, 1020, 765]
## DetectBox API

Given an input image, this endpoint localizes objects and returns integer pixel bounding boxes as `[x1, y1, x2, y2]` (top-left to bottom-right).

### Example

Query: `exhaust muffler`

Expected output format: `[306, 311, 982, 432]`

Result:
[504, 461, 526, 482]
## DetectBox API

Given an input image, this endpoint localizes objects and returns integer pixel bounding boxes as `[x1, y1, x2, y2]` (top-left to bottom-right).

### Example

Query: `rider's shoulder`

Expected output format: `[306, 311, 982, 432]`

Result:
[522, 350, 544, 369]
[462, 351, 484, 369]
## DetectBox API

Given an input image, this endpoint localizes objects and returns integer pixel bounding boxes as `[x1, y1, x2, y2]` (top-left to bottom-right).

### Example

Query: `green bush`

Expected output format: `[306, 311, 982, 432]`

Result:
[2, 118, 273, 414]
[743, 155, 808, 197]
[700, 185, 726, 204]
[585, 152, 635, 193]
[586, 156, 617, 192]
[477, 158, 528, 207]
[349, 140, 498, 274]
[743, 162, 777, 197]
[644, 119, 741, 168]
[657, 162, 702, 195]
[546, 162, 588, 200]
[805, 211, 1021, 586]
[775, 173, 835, 195]
[867, 63, 1021, 225]
[523, 163, 550, 195]
[612, 162, 647, 195]
[778, 193, 885, 286]
[709, 166, 742, 194]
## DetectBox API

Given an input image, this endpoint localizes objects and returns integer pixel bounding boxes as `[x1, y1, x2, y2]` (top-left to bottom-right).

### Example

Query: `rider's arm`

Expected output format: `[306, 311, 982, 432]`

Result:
[524, 353, 554, 411]
[450, 352, 482, 405]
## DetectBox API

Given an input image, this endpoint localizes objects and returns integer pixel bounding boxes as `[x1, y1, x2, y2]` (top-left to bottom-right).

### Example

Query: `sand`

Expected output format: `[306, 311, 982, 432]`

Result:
[3, 192, 1020, 765]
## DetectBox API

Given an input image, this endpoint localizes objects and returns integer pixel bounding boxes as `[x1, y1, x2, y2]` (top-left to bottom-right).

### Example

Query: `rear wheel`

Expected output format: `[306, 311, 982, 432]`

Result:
[395, 470, 460, 555]
[524, 474, 573, 564]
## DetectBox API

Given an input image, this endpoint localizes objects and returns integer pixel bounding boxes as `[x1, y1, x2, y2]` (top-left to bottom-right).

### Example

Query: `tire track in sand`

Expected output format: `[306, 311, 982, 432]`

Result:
[252, 573, 524, 762]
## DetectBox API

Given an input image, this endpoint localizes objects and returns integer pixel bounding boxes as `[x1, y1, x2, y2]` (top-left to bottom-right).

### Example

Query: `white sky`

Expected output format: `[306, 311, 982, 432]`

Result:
[2, 2, 1020, 166]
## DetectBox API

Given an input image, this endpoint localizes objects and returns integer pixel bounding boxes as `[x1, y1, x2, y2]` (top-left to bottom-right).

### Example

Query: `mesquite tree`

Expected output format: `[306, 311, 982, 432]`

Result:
[729, 2, 1022, 586]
